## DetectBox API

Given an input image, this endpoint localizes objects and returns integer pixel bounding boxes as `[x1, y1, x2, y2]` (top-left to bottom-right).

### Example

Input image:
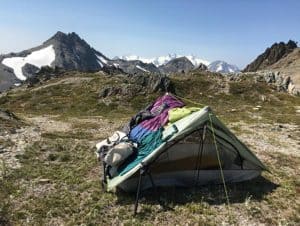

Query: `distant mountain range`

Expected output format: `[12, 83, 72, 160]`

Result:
[0, 31, 239, 92]
[116, 55, 239, 74]
[116, 54, 210, 68]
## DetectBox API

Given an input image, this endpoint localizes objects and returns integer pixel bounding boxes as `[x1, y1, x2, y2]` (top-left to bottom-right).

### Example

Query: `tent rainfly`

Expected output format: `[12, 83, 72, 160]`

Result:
[96, 93, 267, 214]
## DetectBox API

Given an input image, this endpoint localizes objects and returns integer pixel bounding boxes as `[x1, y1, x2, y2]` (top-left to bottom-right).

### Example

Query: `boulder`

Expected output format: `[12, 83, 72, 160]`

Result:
[0, 109, 19, 121]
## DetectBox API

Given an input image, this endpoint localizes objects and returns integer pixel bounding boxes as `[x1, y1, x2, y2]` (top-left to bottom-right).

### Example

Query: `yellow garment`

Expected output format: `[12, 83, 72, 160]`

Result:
[168, 107, 201, 123]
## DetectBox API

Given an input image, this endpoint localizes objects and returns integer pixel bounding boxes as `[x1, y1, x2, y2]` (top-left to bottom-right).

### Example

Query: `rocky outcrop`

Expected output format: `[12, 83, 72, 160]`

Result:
[99, 74, 174, 98]
[0, 64, 19, 92]
[112, 59, 160, 75]
[159, 57, 195, 74]
[0, 109, 19, 121]
[243, 40, 298, 72]
[22, 63, 40, 78]
[228, 71, 299, 95]
[195, 63, 208, 71]
[258, 71, 298, 95]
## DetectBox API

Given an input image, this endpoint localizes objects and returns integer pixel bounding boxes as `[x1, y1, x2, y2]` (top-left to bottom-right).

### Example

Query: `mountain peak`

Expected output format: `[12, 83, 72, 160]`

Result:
[244, 40, 298, 72]
[208, 60, 239, 73]
[46, 31, 83, 44]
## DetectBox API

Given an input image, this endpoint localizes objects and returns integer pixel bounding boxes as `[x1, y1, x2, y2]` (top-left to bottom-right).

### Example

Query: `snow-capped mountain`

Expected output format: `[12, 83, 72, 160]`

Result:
[0, 32, 114, 91]
[117, 54, 210, 67]
[2, 45, 56, 81]
[0, 31, 240, 92]
[0, 32, 107, 86]
[208, 60, 239, 73]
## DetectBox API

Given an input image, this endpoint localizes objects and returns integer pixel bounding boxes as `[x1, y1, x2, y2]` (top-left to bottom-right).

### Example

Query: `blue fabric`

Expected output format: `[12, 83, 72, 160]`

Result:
[118, 128, 164, 175]
[129, 124, 152, 143]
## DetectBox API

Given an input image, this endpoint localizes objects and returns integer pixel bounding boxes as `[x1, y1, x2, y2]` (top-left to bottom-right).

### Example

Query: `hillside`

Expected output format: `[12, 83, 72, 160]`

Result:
[243, 40, 300, 94]
[243, 40, 298, 72]
[0, 70, 299, 225]
[268, 47, 300, 92]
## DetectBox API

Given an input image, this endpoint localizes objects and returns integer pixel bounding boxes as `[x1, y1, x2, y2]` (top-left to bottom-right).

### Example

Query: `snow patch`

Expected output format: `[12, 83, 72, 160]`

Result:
[2, 45, 55, 80]
[117, 54, 210, 67]
[98, 60, 103, 68]
[136, 65, 149, 73]
[216, 64, 223, 72]
[96, 55, 108, 65]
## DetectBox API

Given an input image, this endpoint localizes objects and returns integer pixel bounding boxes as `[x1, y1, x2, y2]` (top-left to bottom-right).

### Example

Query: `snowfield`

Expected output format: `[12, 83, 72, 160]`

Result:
[2, 45, 55, 80]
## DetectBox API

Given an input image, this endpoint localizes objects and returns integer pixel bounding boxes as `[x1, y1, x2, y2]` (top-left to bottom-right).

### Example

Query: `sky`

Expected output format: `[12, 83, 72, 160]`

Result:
[0, 0, 299, 68]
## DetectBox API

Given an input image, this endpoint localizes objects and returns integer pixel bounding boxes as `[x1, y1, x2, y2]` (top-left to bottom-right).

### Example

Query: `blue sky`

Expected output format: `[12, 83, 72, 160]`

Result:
[0, 0, 299, 68]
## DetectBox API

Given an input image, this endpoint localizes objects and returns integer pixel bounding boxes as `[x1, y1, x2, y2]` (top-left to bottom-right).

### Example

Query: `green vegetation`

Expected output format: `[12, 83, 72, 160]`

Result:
[1, 71, 299, 124]
[1, 135, 299, 225]
[0, 71, 299, 224]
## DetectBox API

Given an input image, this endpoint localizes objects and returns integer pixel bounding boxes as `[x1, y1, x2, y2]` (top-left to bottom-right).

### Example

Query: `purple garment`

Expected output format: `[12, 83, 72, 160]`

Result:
[140, 94, 184, 131]
[150, 94, 184, 115]
[129, 94, 184, 142]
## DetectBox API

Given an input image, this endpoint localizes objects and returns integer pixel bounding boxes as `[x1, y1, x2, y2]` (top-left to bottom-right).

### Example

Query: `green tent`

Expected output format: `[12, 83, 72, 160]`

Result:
[106, 106, 267, 192]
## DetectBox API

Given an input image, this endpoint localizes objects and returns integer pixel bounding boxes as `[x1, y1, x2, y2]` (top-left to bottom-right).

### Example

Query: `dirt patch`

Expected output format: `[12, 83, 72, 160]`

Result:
[30, 77, 93, 92]
[25, 116, 72, 133]
[0, 126, 41, 172]
[229, 122, 300, 157]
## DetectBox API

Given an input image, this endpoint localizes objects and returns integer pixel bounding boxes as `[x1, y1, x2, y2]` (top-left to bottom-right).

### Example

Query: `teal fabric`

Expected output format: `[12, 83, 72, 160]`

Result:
[118, 128, 164, 175]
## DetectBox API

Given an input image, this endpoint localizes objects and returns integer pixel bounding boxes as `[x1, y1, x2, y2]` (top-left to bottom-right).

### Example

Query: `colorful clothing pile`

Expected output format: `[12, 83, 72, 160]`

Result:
[97, 93, 202, 177]
[129, 94, 184, 143]
[118, 94, 184, 175]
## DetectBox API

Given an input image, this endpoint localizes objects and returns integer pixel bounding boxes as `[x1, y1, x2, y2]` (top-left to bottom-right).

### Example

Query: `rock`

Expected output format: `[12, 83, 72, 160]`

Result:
[244, 70, 298, 95]
[99, 74, 174, 98]
[196, 63, 208, 71]
[101, 65, 125, 75]
[26, 76, 41, 87]
[0, 109, 19, 121]
[22, 63, 40, 78]
[263, 71, 276, 83]
[38, 178, 51, 184]
[260, 95, 267, 102]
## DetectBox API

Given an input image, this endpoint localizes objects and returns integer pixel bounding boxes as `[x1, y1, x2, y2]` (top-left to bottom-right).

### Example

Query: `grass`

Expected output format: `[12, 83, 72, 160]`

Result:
[0, 70, 299, 224]
[1, 71, 299, 124]
[1, 136, 299, 225]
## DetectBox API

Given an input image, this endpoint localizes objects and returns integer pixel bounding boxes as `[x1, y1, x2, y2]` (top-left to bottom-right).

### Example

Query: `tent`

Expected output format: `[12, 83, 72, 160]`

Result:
[97, 93, 267, 213]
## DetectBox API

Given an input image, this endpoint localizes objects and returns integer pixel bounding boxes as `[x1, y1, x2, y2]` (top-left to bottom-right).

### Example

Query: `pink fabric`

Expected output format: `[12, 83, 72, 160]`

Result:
[140, 94, 184, 131]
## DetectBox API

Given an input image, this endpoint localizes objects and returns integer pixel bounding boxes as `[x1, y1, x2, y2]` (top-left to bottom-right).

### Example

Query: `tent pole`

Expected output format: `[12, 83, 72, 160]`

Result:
[194, 124, 206, 187]
[196, 125, 206, 186]
[134, 168, 143, 215]
[208, 113, 230, 206]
